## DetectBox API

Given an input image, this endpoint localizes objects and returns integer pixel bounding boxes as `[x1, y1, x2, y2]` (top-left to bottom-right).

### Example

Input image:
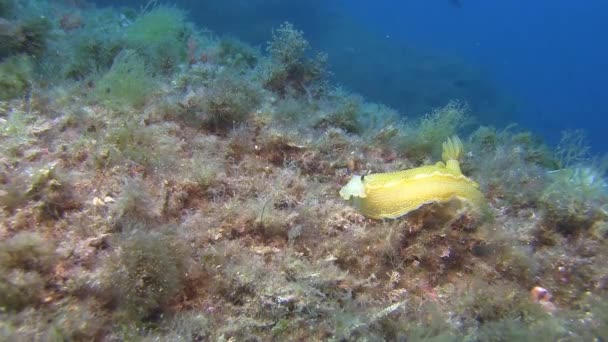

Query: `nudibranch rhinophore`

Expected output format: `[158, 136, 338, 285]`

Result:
[339, 136, 487, 220]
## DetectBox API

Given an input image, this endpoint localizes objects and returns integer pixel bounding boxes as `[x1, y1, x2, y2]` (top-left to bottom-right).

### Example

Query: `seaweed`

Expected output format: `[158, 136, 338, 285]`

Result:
[0, 54, 32, 100]
[111, 177, 158, 227]
[179, 70, 262, 132]
[217, 36, 259, 69]
[108, 228, 188, 322]
[263, 22, 328, 98]
[93, 49, 156, 109]
[402, 100, 470, 161]
[125, 6, 190, 75]
[15, 17, 51, 56]
[0, 16, 51, 58]
[0, 232, 56, 312]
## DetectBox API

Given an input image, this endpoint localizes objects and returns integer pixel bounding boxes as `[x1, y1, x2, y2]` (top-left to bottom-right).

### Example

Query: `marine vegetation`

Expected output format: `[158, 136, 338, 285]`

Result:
[0, 1, 607, 341]
[263, 21, 328, 97]
[0, 16, 52, 58]
[0, 54, 33, 100]
[93, 49, 156, 109]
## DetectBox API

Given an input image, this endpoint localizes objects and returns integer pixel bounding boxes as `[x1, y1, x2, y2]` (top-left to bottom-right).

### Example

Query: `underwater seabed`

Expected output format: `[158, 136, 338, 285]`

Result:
[0, 0, 608, 340]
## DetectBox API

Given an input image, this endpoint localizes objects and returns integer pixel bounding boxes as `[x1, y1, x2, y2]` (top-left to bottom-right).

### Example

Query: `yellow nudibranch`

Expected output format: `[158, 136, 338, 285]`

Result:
[339, 136, 487, 219]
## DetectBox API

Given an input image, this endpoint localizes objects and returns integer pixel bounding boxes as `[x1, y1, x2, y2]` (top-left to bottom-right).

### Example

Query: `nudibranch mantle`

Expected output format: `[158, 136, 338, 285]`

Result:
[339, 136, 487, 220]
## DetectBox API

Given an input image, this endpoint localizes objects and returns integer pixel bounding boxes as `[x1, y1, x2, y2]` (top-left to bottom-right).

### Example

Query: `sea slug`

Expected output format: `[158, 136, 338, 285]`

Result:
[339, 136, 487, 219]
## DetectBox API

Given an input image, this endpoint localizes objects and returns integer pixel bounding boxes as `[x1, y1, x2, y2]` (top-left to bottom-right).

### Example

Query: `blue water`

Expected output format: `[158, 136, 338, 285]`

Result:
[341, 0, 608, 152]
[96, 0, 608, 153]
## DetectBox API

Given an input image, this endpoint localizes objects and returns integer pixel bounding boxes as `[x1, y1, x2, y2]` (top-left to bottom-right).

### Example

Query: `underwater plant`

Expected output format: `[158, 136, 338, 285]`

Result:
[263, 22, 328, 97]
[401, 100, 469, 160]
[125, 6, 190, 75]
[541, 165, 607, 234]
[179, 70, 262, 131]
[0, 160, 77, 220]
[468, 126, 548, 208]
[555, 129, 591, 168]
[109, 228, 187, 322]
[111, 177, 159, 227]
[13, 17, 52, 56]
[93, 49, 156, 109]
[92, 118, 182, 172]
[61, 30, 124, 81]
[0, 54, 33, 100]
[314, 95, 364, 135]
[217, 37, 259, 69]
[27, 163, 77, 220]
[0, 232, 56, 312]
[540, 130, 608, 234]
[0, 16, 51, 58]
